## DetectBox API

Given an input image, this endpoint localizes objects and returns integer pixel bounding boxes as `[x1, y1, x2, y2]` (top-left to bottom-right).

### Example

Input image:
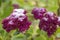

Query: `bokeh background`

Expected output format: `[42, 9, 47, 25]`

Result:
[0, 0, 60, 40]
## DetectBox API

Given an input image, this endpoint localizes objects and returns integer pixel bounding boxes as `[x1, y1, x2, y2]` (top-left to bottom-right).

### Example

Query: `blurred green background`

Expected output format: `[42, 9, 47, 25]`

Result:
[0, 0, 60, 40]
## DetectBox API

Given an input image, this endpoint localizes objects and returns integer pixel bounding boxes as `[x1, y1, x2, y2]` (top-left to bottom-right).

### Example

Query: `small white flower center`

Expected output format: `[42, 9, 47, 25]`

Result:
[47, 12, 54, 16]
[8, 21, 14, 24]
[43, 17, 48, 21]
[58, 17, 60, 21]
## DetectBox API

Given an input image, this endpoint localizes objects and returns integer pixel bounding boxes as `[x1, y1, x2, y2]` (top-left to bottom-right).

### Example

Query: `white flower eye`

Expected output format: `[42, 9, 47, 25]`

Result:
[43, 17, 48, 21]
[13, 9, 18, 12]
[13, 9, 25, 14]
[8, 21, 14, 25]
[47, 12, 54, 16]
[58, 17, 60, 21]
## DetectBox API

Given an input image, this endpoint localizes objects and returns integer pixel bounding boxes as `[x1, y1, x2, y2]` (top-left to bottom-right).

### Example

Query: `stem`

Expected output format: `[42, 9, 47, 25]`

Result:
[47, 35, 55, 40]
[22, 32, 27, 40]
[5, 33, 12, 40]
[31, 20, 39, 40]
[58, 0, 60, 8]
[34, 0, 39, 7]
[24, 35, 27, 40]
[57, 0, 60, 16]
[45, 0, 48, 8]
[24, 0, 28, 2]
[35, 0, 39, 7]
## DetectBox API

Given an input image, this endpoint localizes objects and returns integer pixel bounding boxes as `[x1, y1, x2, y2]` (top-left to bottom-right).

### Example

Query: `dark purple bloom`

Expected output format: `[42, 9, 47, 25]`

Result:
[18, 21, 31, 32]
[12, 4, 20, 9]
[39, 8, 47, 14]
[47, 25, 57, 36]
[39, 12, 57, 36]
[45, 12, 58, 25]
[32, 7, 47, 19]
[2, 18, 17, 32]
[2, 9, 31, 32]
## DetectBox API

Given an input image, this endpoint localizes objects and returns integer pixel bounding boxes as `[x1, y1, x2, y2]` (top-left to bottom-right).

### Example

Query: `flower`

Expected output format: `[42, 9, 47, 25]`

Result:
[2, 9, 31, 32]
[32, 7, 47, 19]
[39, 12, 57, 36]
[12, 4, 19, 9]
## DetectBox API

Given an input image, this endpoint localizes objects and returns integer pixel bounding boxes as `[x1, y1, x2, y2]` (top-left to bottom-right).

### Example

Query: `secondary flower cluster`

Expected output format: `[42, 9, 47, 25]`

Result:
[2, 9, 31, 32]
[32, 7, 60, 36]
[12, 4, 20, 9]
[32, 8, 47, 19]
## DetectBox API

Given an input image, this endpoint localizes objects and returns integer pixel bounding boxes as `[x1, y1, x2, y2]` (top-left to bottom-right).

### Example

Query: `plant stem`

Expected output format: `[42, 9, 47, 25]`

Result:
[58, 0, 60, 8]
[57, 0, 60, 16]
[45, 0, 48, 8]
[22, 33, 27, 40]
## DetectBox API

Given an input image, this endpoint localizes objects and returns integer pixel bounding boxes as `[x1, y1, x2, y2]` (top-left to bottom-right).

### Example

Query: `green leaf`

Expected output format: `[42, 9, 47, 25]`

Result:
[1, 1, 13, 18]
[0, 36, 3, 40]
[34, 35, 47, 40]
[26, 26, 33, 37]
[11, 33, 25, 40]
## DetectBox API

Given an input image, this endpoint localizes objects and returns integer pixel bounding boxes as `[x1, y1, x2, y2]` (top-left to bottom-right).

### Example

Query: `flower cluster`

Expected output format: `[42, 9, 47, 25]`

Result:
[39, 12, 58, 36]
[12, 4, 20, 9]
[32, 7, 60, 36]
[32, 7, 47, 19]
[2, 9, 31, 32]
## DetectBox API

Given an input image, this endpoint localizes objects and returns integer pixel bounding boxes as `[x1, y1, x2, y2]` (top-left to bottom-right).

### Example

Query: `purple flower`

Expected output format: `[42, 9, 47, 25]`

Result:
[2, 18, 17, 32]
[39, 12, 57, 36]
[18, 21, 31, 32]
[32, 7, 47, 19]
[2, 9, 31, 32]
[45, 12, 58, 25]
[47, 25, 57, 36]
[39, 8, 47, 14]
[12, 4, 19, 9]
